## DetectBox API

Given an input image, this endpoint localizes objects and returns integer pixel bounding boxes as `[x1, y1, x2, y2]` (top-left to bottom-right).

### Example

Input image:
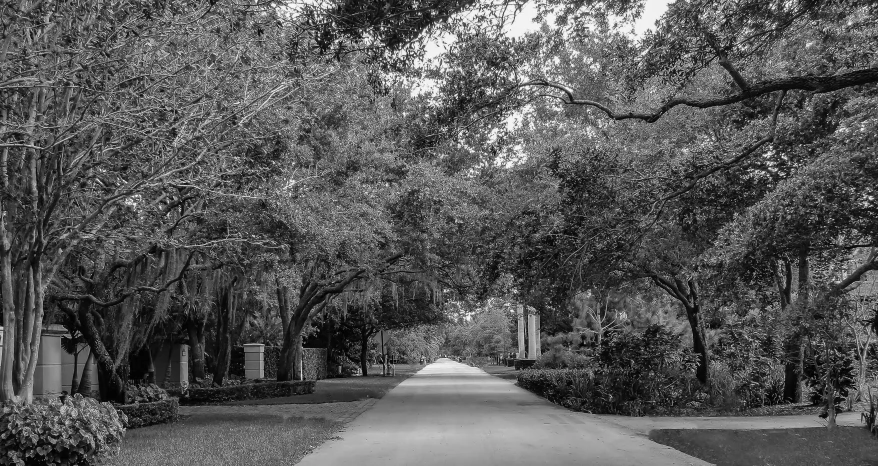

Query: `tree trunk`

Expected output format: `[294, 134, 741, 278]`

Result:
[69, 347, 80, 395]
[784, 247, 811, 402]
[213, 281, 237, 386]
[77, 350, 94, 397]
[187, 318, 206, 381]
[278, 318, 306, 381]
[684, 303, 710, 385]
[80, 308, 126, 403]
[360, 328, 370, 377]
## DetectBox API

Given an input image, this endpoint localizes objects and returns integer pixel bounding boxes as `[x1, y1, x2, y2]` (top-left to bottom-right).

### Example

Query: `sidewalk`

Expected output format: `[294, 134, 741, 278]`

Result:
[593, 411, 864, 435]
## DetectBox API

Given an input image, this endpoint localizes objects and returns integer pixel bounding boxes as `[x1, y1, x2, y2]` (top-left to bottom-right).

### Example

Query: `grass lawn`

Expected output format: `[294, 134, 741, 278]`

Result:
[109, 413, 340, 466]
[228, 363, 422, 405]
[650, 427, 878, 466]
[480, 364, 519, 381]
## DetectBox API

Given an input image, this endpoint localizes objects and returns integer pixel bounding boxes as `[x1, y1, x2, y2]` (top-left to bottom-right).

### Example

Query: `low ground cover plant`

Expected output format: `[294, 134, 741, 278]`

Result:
[113, 384, 178, 429]
[0, 394, 126, 465]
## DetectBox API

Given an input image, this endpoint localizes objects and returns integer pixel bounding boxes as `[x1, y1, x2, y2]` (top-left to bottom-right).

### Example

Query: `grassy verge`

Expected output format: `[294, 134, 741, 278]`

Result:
[650, 427, 878, 466]
[480, 364, 519, 381]
[226, 363, 421, 405]
[109, 413, 340, 466]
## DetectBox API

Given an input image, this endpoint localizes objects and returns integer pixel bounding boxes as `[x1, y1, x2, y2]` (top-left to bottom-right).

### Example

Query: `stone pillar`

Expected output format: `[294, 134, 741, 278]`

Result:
[34, 327, 64, 396]
[527, 313, 538, 360]
[172, 345, 189, 384]
[0, 326, 3, 371]
[517, 306, 526, 359]
[243, 344, 265, 379]
[153, 344, 189, 386]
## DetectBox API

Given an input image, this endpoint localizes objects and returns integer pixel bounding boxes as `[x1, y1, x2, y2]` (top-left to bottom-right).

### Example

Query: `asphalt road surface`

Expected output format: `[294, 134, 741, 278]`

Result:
[297, 358, 710, 466]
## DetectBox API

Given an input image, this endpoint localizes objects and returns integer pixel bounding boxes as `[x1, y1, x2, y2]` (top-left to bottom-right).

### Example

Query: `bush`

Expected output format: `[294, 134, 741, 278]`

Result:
[514, 359, 537, 370]
[518, 325, 699, 416]
[181, 380, 315, 404]
[115, 398, 179, 429]
[125, 383, 170, 404]
[0, 394, 126, 465]
[712, 323, 785, 408]
[535, 348, 596, 370]
[808, 346, 857, 413]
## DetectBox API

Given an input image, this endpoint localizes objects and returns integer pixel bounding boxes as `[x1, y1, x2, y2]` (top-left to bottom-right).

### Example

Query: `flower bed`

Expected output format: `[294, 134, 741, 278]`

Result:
[115, 398, 179, 429]
[181, 380, 315, 405]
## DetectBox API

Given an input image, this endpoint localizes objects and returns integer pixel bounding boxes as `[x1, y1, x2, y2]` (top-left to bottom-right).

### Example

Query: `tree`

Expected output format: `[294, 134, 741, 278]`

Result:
[0, 0, 299, 403]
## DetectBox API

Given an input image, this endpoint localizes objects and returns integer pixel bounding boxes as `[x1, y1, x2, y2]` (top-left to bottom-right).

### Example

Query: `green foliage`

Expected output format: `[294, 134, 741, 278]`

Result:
[520, 325, 699, 415]
[535, 346, 595, 370]
[0, 394, 126, 465]
[124, 384, 170, 404]
[115, 399, 179, 429]
[182, 381, 315, 405]
[808, 346, 857, 412]
[711, 324, 785, 408]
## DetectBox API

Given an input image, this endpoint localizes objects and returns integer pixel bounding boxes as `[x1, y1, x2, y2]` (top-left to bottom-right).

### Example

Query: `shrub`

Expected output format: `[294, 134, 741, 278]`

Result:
[514, 359, 536, 370]
[124, 383, 170, 404]
[535, 348, 596, 370]
[181, 380, 315, 404]
[519, 325, 699, 415]
[115, 398, 179, 429]
[712, 323, 785, 408]
[0, 394, 126, 465]
[808, 346, 857, 413]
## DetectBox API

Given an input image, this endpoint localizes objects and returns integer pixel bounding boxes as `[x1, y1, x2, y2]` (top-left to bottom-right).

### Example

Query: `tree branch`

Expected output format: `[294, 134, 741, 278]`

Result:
[519, 66, 875, 122]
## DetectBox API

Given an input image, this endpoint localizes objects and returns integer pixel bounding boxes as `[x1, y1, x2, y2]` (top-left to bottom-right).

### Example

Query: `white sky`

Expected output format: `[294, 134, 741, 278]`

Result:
[425, 0, 671, 59]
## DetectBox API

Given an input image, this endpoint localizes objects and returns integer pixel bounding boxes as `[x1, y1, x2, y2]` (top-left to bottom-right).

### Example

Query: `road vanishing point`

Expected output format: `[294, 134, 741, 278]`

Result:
[297, 358, 710, 466]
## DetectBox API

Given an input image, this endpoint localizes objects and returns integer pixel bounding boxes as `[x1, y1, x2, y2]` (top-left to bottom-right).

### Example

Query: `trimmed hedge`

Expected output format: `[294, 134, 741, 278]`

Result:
[230, 346, 327, 380]
[514, 359, 536, 370]
[115, 398, 179, 429]
[181, 380, 315, 405]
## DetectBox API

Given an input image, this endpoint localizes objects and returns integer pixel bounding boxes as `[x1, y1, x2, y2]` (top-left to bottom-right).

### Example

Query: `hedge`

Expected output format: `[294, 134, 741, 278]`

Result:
[514, 359, 536, 370]
[115, 398, 179, 429]
[181, 380, 315, 405]
[230, 346, 327, 380]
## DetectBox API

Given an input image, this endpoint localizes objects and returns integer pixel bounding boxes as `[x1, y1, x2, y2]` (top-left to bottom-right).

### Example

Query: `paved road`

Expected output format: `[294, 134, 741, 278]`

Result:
[297, 358, 710, 466]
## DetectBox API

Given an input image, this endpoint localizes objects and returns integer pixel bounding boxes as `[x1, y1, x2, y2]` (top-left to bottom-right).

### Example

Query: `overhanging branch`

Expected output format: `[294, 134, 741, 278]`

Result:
[519, 67, 877, 123]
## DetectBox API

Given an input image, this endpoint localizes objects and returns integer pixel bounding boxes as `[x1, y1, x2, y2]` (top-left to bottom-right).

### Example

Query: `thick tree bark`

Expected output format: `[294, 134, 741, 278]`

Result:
[80, 310, 126, 403]
[69, 347, 80, 395]
[360, 327, 370, 377]
[651, 275, 710, 384]
[784, 247, 810, 403]
[187, 318, 206, 381]
[684, 302, 710, 385]
[77, 350, 94, 397]
[278, 318, 306, 381]
[213, 280, 238, 386]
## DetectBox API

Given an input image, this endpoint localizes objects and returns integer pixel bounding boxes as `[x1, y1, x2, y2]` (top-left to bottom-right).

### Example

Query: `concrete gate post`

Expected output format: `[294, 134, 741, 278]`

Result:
[34, 326, 65, 396]
[243, 343, 265, 379]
